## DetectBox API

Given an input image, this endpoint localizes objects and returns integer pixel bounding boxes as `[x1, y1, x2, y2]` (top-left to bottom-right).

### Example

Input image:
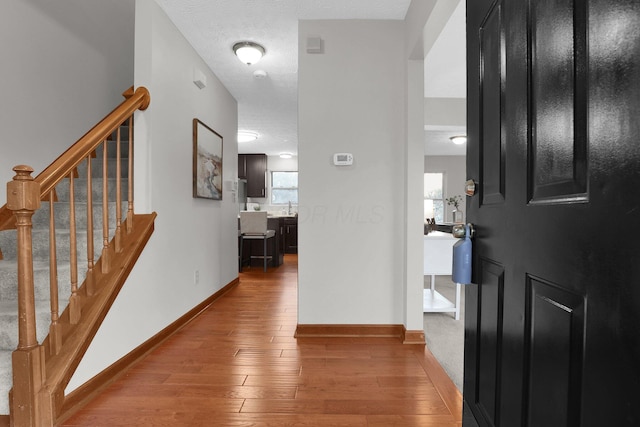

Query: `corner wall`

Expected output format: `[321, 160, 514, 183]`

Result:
[68, 0, 238, 390]
[297, 20, 407, 325]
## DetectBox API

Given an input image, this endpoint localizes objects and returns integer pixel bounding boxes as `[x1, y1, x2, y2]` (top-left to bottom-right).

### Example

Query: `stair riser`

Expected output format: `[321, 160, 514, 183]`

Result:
[0, 263, 81, 302]
[54, 178, 129, 203]
[0, 228, 116, 262]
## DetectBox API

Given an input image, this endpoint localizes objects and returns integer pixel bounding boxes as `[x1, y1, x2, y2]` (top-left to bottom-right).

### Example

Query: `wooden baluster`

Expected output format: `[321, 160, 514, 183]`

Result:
[68, 172, 80, 324]
[86, 155, 95, 295]
[7, 165, 45, 426]
[115, 125, 122, 252]
[126, 115, 134, 233]
[101, 140, 110, 273]
[48, 194, 62, 355]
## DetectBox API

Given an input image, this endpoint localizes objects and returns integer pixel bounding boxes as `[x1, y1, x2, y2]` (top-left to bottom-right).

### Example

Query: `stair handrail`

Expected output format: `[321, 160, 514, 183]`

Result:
[0, 86, 150, 233]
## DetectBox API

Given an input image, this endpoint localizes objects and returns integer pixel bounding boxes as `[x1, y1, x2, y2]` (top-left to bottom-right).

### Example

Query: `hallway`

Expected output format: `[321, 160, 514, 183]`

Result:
[62, 255, 462, 426]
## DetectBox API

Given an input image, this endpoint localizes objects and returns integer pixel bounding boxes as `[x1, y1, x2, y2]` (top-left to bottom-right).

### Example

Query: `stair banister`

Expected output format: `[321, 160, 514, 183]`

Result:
[0, 86, 153, 425]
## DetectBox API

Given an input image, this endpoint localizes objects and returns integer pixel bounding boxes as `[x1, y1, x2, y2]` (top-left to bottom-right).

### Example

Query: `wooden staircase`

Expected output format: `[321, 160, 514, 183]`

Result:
[0, 87, 155, 426]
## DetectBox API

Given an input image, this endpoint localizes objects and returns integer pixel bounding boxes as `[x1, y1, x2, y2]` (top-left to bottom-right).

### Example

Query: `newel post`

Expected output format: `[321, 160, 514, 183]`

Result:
[7, 165, 48, 426]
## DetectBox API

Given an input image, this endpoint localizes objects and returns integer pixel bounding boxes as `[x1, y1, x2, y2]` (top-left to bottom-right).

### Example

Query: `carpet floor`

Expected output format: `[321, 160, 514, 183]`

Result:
[423, 275, 465, 391]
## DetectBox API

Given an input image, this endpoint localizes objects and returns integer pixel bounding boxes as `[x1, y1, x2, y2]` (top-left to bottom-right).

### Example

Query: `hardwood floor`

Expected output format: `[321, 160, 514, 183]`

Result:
[61, 255, 462, 426]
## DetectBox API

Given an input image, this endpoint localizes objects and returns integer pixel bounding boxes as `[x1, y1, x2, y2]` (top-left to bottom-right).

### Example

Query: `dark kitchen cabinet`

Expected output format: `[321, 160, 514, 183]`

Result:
[237, 155, 247, 179]
[238, 154, 267, 198]
[284, 217, 298, 254]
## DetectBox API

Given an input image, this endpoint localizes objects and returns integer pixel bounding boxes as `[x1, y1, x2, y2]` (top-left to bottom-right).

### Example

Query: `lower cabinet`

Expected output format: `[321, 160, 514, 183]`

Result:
[284, 218, 298, 254]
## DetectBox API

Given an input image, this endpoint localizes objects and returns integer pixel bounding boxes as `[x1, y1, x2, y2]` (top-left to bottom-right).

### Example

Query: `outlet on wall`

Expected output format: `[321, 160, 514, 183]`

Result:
[194, 269, 200, 285]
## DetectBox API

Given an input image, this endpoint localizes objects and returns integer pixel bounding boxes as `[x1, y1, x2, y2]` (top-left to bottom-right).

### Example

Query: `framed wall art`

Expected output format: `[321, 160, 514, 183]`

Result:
[193, 118, 223, 200]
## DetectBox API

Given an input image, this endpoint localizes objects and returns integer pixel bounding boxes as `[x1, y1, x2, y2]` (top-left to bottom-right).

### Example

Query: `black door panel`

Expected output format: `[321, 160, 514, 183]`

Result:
[465, 0, 640, 425]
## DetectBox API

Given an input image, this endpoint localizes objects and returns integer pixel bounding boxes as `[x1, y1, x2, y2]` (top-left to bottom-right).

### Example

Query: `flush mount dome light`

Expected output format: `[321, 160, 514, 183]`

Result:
[233, 41, 265, 65]
[237, 131, 259, 143]
[279, 153, 293, 159]
[449, 135, 467, 145]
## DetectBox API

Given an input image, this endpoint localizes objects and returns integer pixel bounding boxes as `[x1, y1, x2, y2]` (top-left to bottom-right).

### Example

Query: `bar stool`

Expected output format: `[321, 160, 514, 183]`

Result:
[239, 211, 276, 272]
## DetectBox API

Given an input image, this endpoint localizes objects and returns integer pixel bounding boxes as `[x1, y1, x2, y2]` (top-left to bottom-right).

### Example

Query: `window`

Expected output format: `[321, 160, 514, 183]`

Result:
[424, 172, 444, 223]
[271, 171, 298, 204]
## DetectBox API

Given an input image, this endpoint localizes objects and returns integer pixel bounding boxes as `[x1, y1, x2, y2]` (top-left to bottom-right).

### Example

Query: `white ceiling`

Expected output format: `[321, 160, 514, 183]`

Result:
[155, 0, 466, 157]
[424, 0, 467, 156]
[425, 1, 466, 99]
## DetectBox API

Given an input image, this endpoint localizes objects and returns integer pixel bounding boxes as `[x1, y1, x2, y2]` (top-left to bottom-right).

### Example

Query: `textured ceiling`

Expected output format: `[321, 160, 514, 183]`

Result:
[156, 0, 465, 157]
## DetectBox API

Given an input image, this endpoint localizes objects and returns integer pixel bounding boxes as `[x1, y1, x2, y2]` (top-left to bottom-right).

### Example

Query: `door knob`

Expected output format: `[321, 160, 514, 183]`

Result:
[465, 179, 477, 196]
[453, 223, 475, 239]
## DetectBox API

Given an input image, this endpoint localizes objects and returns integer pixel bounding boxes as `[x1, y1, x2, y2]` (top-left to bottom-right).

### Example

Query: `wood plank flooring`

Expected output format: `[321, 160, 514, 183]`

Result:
[61, 255, 463, 426]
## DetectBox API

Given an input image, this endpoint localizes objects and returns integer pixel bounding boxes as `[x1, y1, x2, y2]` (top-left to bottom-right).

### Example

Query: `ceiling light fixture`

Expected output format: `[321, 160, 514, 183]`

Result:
[237, 131, 258, 143]
[233, 41, 265, 65]
[279, 153, 293, 159]
[449, 135, 467, 145]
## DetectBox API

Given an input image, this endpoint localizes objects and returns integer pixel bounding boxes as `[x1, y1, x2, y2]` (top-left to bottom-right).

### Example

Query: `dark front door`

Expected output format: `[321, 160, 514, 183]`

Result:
[464, 1, 640, 426]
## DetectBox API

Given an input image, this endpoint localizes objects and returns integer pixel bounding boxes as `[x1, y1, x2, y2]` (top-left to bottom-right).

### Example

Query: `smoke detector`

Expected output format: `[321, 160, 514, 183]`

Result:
[253, 70, 268, 79]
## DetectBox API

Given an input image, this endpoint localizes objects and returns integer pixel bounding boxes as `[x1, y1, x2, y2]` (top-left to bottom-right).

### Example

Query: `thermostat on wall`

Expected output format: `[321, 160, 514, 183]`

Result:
[333, 153, 353, 166]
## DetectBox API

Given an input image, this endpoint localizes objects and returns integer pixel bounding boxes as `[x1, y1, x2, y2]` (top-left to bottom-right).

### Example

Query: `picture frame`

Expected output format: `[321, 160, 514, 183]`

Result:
[193, 118, 223, 200]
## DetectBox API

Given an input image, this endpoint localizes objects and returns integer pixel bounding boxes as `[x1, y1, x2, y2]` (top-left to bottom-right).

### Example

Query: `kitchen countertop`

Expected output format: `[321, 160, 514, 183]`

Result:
[238, 212, 298, 219]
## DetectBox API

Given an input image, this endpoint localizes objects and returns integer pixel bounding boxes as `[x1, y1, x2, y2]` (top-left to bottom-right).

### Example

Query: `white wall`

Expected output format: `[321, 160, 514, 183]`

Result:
[298, 20, 407, 325]
[0, 0, 135, 188]
[425, 155, 466, 221]
[68, 0, 238, 390]
[425, 97, 466, 126]
[268, 155, 298, 173]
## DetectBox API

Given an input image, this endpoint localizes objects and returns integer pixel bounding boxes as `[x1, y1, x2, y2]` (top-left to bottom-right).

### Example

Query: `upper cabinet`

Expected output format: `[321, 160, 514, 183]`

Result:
[238, 154, 267, 198]
[238, 155, 247, 179]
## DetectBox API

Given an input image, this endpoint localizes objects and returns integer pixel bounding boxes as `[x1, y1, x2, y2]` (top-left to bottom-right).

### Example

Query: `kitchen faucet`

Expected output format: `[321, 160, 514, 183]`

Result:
[288, 201, 292, 215]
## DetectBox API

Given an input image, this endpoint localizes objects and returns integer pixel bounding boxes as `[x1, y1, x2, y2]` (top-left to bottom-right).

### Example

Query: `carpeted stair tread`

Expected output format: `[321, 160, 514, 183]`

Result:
[54, 178, 129, 203]
[0, 260, 76, 302]
[75, 156, 130, 179]
[0, 300, 54, 350]
[0, 350, 11, 414]
[0, 227, 117, 262]
[31, 201, 128, 230]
